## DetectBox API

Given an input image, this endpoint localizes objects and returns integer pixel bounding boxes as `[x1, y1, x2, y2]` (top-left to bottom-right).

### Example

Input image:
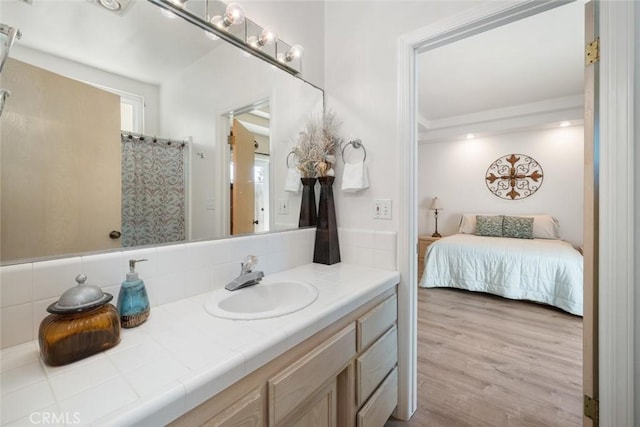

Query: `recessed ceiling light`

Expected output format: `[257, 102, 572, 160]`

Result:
[559, 121, 571, 127]
[98, 0, 121, 11]
[466, 134, 475, 139]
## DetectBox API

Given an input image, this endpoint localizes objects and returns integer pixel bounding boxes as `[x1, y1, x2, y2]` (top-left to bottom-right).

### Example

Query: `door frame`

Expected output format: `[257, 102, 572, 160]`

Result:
[396, 0, 635, 424]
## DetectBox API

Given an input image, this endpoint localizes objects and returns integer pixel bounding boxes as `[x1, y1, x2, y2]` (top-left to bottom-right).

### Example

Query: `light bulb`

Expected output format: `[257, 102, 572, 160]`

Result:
[210, 15, 225, 29]
[559, 121, 571, 127]
[247, 35, 259, 48]
[258, 27, 277, 46]
[466, 133, 475, 139]
[248, 27, 277, 49]
[224, 2, 245, 25]
[285, 44, 304, 62]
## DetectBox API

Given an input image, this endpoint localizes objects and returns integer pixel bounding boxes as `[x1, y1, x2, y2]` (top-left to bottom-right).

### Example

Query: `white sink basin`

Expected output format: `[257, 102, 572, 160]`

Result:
[204, 280, 318, 320]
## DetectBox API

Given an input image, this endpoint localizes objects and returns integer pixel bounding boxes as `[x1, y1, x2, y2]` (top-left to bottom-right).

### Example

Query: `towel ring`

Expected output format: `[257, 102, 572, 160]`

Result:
[341, 139, 367, 162]
[286, 151, 296, 168]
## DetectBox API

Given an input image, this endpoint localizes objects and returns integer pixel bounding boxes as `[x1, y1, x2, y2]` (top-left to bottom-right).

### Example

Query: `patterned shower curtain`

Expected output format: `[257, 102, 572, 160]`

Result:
[121, 134, 186, 247]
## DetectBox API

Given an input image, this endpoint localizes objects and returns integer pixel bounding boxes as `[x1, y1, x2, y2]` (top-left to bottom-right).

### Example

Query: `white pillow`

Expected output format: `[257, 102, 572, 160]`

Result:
[458, 214, 500, 234]
[458, 213, 560, 239]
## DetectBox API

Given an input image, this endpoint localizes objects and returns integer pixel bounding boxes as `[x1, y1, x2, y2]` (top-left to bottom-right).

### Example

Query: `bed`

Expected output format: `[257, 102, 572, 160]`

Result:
[418, 214, 583, 316]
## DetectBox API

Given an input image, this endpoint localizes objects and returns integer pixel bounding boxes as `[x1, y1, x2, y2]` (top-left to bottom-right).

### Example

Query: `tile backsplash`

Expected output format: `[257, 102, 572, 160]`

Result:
[0, 228, 396, 349]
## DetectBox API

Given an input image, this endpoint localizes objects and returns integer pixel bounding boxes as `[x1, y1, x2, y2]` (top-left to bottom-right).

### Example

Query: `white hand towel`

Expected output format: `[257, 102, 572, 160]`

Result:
[341, 161, 369, 193]
[284, 168, 302, 192]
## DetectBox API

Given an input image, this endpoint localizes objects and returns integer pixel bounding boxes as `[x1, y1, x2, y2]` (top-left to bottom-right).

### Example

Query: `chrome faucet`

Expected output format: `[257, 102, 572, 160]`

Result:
[225, 255, 264, 291]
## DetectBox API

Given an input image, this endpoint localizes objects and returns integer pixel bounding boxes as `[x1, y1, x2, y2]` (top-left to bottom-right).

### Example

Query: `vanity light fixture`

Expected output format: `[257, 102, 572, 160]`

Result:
[160, 0, 187, 19]
[204, 31, 220, 41]
[284, 44, 304, 62]
[248, 26, 278, 48]
[210, 2, 245, 29]
[149, 0, 304, 75]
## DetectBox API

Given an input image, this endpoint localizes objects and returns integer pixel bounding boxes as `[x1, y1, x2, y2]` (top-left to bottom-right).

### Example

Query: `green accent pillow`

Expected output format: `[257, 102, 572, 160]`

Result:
[475, 215, 504, 237]
[503, 215, 534, 239]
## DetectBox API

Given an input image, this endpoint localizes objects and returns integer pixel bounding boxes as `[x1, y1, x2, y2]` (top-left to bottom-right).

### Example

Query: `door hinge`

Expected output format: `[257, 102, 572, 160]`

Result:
[586, 38, 599, 65]
[584, 394, 599, 423]
[228, 132, 234, 146]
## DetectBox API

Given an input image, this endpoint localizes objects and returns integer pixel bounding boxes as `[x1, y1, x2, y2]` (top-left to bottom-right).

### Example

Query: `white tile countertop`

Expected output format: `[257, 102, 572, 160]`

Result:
[0, 263, 399, 426]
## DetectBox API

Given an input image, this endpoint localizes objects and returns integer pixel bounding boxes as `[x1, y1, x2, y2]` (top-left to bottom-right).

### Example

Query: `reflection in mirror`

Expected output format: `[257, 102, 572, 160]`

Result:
[229, 101, 271, 235]
[0, 0, 323, 264]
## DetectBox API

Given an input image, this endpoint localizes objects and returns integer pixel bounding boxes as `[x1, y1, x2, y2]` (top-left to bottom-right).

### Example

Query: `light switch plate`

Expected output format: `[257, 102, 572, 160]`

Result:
[278, 199, 289, 215]
[374, 199, 392, 220]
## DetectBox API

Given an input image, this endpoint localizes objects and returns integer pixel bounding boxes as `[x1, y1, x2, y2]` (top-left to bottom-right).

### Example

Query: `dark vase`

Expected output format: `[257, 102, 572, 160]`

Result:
[313, 176, 341, 265]
[299, 177, 317, 227]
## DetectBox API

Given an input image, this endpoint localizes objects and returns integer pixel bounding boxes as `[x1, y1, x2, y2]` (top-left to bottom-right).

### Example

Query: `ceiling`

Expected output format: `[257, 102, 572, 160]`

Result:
[417, 1, 586, 143]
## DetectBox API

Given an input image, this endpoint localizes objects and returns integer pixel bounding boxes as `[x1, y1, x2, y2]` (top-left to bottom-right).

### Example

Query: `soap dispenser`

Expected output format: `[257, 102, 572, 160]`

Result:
[117, 259, 150, 328]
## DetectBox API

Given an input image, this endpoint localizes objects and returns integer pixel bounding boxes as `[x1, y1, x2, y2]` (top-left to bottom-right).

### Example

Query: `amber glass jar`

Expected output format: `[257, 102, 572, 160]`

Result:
[39, 304, 120, 366]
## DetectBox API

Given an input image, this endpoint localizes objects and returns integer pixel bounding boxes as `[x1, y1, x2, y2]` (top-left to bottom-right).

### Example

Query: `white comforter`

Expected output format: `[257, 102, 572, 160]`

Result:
[419, 234, 583, 316]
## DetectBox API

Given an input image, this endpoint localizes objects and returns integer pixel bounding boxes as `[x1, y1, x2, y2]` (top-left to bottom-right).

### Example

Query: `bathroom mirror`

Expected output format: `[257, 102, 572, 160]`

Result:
[0, 0, 322, 264]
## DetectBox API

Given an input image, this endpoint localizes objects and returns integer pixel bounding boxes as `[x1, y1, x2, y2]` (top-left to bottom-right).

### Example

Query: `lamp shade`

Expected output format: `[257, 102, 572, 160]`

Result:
[429, 197, 443, 210]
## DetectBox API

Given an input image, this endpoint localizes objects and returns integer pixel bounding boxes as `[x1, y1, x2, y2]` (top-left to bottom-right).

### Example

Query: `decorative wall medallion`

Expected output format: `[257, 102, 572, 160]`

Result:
[485, 154, 543, 200]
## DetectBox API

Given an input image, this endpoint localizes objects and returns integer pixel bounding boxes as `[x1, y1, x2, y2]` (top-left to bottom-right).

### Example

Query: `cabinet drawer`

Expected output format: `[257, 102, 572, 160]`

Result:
[357, 367, 398, 427]
[357, 294, 397, 351]
[356, 325, 397, 407]
[269, 324, 356, 426]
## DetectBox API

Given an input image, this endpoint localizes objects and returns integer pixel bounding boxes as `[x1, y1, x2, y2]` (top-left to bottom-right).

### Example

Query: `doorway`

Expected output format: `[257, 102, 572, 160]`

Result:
[224, 101, 271, 235]
[413, 2, 585, 423]
[394, 0, 609, 423]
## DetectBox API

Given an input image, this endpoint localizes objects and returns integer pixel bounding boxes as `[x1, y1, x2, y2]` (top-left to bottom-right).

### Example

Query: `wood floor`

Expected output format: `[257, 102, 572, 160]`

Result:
[387, 288, 583, 427]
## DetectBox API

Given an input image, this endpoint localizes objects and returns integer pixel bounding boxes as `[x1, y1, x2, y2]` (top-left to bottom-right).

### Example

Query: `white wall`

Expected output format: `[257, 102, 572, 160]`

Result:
[10, 46, 161, 135]
[418, 126, 584, 247]
[323, 1, 484, 233]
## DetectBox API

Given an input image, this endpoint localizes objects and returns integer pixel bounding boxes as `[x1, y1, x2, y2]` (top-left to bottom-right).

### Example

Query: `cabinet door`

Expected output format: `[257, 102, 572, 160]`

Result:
[291, 381, 337, 427]
[202, 388, 264, 427]
[269, 324, 355, 426]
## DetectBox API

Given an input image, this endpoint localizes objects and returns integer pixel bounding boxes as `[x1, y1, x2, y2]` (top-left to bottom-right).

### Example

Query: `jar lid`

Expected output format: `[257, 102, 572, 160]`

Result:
[47, 274, 113, 314]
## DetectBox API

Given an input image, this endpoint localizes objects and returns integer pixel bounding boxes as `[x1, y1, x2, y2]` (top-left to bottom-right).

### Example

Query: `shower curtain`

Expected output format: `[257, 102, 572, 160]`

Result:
[121, 134, 186, 247]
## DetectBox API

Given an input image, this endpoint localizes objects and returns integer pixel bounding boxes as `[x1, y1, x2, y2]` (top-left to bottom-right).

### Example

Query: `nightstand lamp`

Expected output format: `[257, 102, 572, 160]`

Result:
[429, 197, 444, 238]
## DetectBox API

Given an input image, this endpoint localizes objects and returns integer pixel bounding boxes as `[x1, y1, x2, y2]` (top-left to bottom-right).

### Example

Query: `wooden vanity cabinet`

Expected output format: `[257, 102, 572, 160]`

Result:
[169, 287, 398, 427]
[268, 324, 355, 426]
[354, 294, 398, 426]
[202, 387, 264, 427]
[289, 380, 338, 427]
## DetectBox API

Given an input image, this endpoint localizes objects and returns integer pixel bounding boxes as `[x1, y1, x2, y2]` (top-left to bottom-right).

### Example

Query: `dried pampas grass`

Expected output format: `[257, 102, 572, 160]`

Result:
[292, 110, 342, 178]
